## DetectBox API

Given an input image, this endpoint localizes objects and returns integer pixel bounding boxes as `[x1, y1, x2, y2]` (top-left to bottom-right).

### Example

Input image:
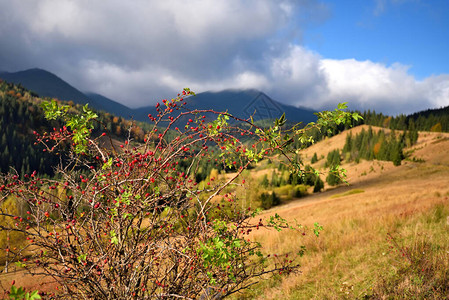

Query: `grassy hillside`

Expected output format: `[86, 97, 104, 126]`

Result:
[236, 127, 449, 299]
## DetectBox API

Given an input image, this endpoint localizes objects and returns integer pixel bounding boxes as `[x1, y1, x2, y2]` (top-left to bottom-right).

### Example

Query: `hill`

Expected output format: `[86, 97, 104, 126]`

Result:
[246, 126, 449, 299]
[0, 79, 63, 175]
[362, 105, 449, 132]
[0, 79, 150, 177]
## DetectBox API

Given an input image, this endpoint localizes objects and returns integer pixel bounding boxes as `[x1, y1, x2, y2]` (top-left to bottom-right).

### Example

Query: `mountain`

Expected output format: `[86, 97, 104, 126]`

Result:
[0, 68, 89, 105]
[0, 68, 317, 124]
[134, 89, 317, 124]
[0, 68, 137, 120]
[191, 89, 317, 123]
[85, 92, 134, 118]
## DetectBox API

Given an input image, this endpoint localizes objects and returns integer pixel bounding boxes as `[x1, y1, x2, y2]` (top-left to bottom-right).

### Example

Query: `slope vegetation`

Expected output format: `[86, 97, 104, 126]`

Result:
[242, 127, 449, 299]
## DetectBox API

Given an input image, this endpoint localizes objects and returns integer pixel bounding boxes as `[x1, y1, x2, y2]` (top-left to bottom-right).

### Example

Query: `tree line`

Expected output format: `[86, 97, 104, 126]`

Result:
[360, 108, 449, 132]
[341, 126, 417, 166]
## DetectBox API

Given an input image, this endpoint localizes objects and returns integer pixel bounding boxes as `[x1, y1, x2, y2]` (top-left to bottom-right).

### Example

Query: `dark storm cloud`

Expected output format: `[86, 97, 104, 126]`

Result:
[1, 0, 314, 106]
[0, 0, 447, 114]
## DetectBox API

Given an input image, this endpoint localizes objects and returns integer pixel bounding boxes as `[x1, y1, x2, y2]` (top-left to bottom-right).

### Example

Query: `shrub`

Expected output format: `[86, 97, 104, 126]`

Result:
[260, 192, 281, 210]
[326, 166, 342, 186]
[0, 91, 359, 299]
[291, 185, 308, 198]
[274, 185, 293, 200]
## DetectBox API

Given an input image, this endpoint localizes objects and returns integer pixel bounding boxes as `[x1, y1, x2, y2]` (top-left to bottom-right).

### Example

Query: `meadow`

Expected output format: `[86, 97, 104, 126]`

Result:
[235, 127, 449, 299]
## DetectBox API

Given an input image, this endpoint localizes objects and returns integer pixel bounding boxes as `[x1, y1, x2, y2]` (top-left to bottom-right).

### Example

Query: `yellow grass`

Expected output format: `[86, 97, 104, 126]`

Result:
[234, 128, 449, 299]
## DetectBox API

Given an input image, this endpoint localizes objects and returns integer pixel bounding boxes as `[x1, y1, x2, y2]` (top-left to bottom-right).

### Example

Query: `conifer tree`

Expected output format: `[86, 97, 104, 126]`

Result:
[311, 152, 318, 164]
[313, 176, 324, 192]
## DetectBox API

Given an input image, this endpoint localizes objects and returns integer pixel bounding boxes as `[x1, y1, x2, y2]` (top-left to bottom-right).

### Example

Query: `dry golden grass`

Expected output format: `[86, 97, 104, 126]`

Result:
[234, 128, 449, 299]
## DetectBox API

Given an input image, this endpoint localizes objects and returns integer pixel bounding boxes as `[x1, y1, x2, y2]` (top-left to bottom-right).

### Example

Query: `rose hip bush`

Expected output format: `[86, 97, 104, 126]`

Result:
[0, 89, 360, 299]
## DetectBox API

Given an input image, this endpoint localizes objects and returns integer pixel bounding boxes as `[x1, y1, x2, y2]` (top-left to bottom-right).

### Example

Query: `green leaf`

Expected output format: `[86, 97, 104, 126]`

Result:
[123, 213, 133, 219]
[352, 112, 363, 121]
[14, 261, 26, 268]
[313, 222, 323, 237]
[9, 285, 26, 299]
[110, 230, 118, 245]
[26, 290, 42, 300]
[298, 245, 306, 257]
[102, 158, 113, 170]
[277, 113, 286, 127]
[41, 99, 69, 121]
[77, 254, 87, 263]
[337, 102, 348, 110]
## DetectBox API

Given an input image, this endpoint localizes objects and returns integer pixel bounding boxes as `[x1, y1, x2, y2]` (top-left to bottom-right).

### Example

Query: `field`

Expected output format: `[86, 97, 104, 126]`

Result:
[2, 126, 449, 299]
[237, 126, 449, 299]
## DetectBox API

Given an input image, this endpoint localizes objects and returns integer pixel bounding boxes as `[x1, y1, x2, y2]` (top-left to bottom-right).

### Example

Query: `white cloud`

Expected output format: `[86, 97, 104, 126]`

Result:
[423, 75, 449, 109]
[318, 58, 449, 114]
[320, 59, 423, 110]
[242, 45, 448, 115]
[267, 45, 327, 104]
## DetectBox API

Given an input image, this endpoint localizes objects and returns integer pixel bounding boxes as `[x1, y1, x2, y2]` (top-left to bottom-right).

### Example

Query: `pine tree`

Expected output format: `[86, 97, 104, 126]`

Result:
[271, 172, 279, 187]
[311, 152, 318, 164]
[260, 174, 269, 187]
[391, 140, 403, 166]
[342, 133, 353, 154]
[313, 176, 324, 192]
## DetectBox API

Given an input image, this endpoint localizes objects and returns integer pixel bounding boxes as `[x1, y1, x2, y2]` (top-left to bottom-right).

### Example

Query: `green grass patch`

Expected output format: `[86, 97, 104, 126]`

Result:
[330, 189, 365, 199]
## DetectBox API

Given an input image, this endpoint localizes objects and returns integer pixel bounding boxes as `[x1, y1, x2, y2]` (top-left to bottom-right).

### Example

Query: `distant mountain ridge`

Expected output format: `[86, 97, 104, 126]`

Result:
[85, 92, 134, 118]
[134, 89, 318, 124]
[0, 68, 90, 105]
[0, 68, 318, 124]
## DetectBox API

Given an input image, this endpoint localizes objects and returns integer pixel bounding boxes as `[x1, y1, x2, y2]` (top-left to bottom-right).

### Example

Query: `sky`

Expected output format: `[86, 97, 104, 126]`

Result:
[0, 0, 448, 115]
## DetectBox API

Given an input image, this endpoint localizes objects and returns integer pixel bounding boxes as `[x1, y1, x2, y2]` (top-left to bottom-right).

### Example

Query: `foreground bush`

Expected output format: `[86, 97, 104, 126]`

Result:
[0, 91, 359, 299]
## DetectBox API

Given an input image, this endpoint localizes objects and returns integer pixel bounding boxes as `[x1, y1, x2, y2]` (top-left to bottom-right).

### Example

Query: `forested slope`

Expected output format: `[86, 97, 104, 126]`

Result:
[0, 80, 150, 177]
